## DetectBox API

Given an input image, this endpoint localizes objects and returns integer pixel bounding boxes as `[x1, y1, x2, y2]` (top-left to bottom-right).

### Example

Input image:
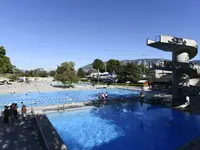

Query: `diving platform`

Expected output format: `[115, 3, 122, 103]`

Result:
[147, 35, 198, 107]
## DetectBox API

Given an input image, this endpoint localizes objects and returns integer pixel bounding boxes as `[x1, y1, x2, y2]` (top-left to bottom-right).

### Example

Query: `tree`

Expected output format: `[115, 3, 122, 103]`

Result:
[138, 64, 149, 75]
[92, 59, 105, 72]
[0, 46, 13, 73]
[124, 62, 140, 82]
[55, 61, 79, 83]
[118, 62, 140, 83]
[49, 70, 56, 77]
[0, 46, 6, 55]
[0, 55, 13, 73]
[77, 68, 86, 78]
[106, 59, 121, 74]
[13, 67, 24, 76]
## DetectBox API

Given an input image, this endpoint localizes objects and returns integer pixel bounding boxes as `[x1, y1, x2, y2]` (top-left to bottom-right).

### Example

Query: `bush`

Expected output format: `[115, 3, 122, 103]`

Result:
[7, 74, 18, 81]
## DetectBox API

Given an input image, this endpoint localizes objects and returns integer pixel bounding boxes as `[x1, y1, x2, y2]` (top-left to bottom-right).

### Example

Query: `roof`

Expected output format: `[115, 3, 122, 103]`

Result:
[138, 80, 148, 83]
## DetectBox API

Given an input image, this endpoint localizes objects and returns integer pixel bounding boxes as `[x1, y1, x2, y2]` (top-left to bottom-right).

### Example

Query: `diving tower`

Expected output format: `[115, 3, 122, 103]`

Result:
[147, 35, 198, 107]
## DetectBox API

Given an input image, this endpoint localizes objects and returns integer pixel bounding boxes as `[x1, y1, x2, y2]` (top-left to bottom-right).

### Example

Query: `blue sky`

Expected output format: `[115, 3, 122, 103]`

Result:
[0, 0, 199, 70]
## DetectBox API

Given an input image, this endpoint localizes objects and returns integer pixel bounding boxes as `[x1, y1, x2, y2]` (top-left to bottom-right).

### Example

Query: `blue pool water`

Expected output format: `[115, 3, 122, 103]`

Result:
[46, 103, 200, 150]
[0, 88, 137, 109]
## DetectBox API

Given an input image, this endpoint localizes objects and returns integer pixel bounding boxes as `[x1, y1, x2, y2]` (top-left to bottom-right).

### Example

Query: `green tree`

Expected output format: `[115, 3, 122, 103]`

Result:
[118, 62, 140, 83]
[138, 64, 149, 75]
[0, 55, 13, 73]
[38, 70, 48, 77]
[0, 46, 6, 55]
[49, 70, 56, 77]
[125, 62, 140, 82]
[92, 59, 104, 72]
[77, 68, 86, 78]
[106, 59, 121, 74]
[0, 46, 13, 73]
[13, 67, 24, 76]
[24, 70, 32, 77]
[55, 62, 79, 83]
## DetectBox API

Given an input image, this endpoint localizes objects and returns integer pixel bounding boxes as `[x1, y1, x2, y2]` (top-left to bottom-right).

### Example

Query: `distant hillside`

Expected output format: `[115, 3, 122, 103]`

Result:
[81, 59, 200, 72]
[81, 64, 93, 72]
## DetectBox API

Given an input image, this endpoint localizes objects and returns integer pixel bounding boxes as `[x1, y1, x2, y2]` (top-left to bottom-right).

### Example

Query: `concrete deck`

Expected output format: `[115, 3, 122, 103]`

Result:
[34, 114, 67, 150]
[0, 115, 43, 150]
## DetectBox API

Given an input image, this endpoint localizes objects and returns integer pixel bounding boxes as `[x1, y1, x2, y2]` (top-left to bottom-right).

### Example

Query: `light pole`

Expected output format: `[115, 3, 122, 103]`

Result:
[105, 49, 107, 72]
[105, 62, 107, 72]
[98, 68, 100, 85]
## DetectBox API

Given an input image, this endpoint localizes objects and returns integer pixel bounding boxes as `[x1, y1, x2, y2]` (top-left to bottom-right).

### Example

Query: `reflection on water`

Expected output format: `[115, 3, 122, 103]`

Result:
[47, 102, 200, 150]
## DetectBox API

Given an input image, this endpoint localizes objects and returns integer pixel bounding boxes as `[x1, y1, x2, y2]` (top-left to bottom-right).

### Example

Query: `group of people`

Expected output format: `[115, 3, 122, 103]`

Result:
[3, 102, 27, 124]
[98, 92, 108, 101]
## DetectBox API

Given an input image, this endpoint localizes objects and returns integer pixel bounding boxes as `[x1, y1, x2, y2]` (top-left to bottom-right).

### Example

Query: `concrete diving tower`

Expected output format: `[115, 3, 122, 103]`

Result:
[147, 35, 198, 107]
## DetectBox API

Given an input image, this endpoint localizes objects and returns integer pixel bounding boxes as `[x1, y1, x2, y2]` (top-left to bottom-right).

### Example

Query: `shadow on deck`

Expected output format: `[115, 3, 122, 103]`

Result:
[0, 115, 43, 150]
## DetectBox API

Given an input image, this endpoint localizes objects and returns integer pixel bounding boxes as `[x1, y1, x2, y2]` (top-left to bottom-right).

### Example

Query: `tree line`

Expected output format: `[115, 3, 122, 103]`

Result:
[91, 59, 148, 83]
[0, 46, 147, 83]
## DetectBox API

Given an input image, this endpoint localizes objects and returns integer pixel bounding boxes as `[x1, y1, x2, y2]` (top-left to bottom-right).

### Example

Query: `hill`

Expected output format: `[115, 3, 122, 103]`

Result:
[81, 59, 200, 72]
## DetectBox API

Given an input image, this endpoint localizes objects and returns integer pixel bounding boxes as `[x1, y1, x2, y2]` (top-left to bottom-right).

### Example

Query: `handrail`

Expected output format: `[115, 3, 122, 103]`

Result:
[31, 107, 50, 150]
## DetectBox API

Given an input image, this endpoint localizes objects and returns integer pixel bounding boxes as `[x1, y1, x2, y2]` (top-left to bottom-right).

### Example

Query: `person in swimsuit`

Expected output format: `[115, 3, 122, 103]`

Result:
[101, 93, 105, 100]
[105, 92, 108, 100]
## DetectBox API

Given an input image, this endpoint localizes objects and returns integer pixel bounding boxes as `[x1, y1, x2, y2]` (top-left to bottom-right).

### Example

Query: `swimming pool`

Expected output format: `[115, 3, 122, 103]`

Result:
[46, 103, 200, 150]
[0, 88, 138, 109]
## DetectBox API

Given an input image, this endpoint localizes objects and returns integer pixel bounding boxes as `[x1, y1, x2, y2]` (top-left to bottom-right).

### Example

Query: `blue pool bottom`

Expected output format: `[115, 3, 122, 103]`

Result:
[46, 103, 200, 150]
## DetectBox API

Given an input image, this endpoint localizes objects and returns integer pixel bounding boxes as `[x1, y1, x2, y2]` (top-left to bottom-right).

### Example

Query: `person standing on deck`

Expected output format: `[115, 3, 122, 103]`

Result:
[186, 96, 190, 105]
[21, 105, 27, 120]
[13, 103, 18, 119]
[101, 93, 105, 100]
[3, 106, 9, 124]
[140, 91, 144, 101]
[105, 92, 108, 101]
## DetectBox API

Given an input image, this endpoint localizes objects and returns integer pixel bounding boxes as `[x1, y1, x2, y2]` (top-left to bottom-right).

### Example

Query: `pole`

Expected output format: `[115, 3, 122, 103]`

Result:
[98, 68, 99, 85]
[105, 63, 107, 72]
[142, 54, 146, 76]
[105, 49, 107, 73]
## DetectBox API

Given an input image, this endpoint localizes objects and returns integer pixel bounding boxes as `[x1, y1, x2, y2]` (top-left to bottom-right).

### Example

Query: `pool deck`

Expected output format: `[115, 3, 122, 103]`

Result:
[0, 81, 150, 94]
[32, 95, 140, 114]
[0, 115, 43, 150]
[34, 113, 68, 150]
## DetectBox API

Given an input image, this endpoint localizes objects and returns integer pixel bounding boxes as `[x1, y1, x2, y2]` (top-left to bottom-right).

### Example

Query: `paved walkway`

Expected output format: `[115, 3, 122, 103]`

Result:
[0, 115, 43, 150]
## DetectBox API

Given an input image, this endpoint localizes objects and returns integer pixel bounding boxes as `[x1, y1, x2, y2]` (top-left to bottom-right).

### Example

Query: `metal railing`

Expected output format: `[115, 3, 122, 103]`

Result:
[31, 107, 50, 150]
[56, 104, 65, 111]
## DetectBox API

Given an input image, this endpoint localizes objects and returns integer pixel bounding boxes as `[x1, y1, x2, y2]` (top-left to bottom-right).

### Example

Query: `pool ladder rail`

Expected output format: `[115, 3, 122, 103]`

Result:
[57, 104, 65, 111]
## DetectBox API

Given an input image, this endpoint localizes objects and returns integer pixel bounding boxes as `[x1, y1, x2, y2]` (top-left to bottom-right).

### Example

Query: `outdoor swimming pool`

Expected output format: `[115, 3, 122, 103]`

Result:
[46, 103, 200, 150]
[0, 88, 138, 109]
